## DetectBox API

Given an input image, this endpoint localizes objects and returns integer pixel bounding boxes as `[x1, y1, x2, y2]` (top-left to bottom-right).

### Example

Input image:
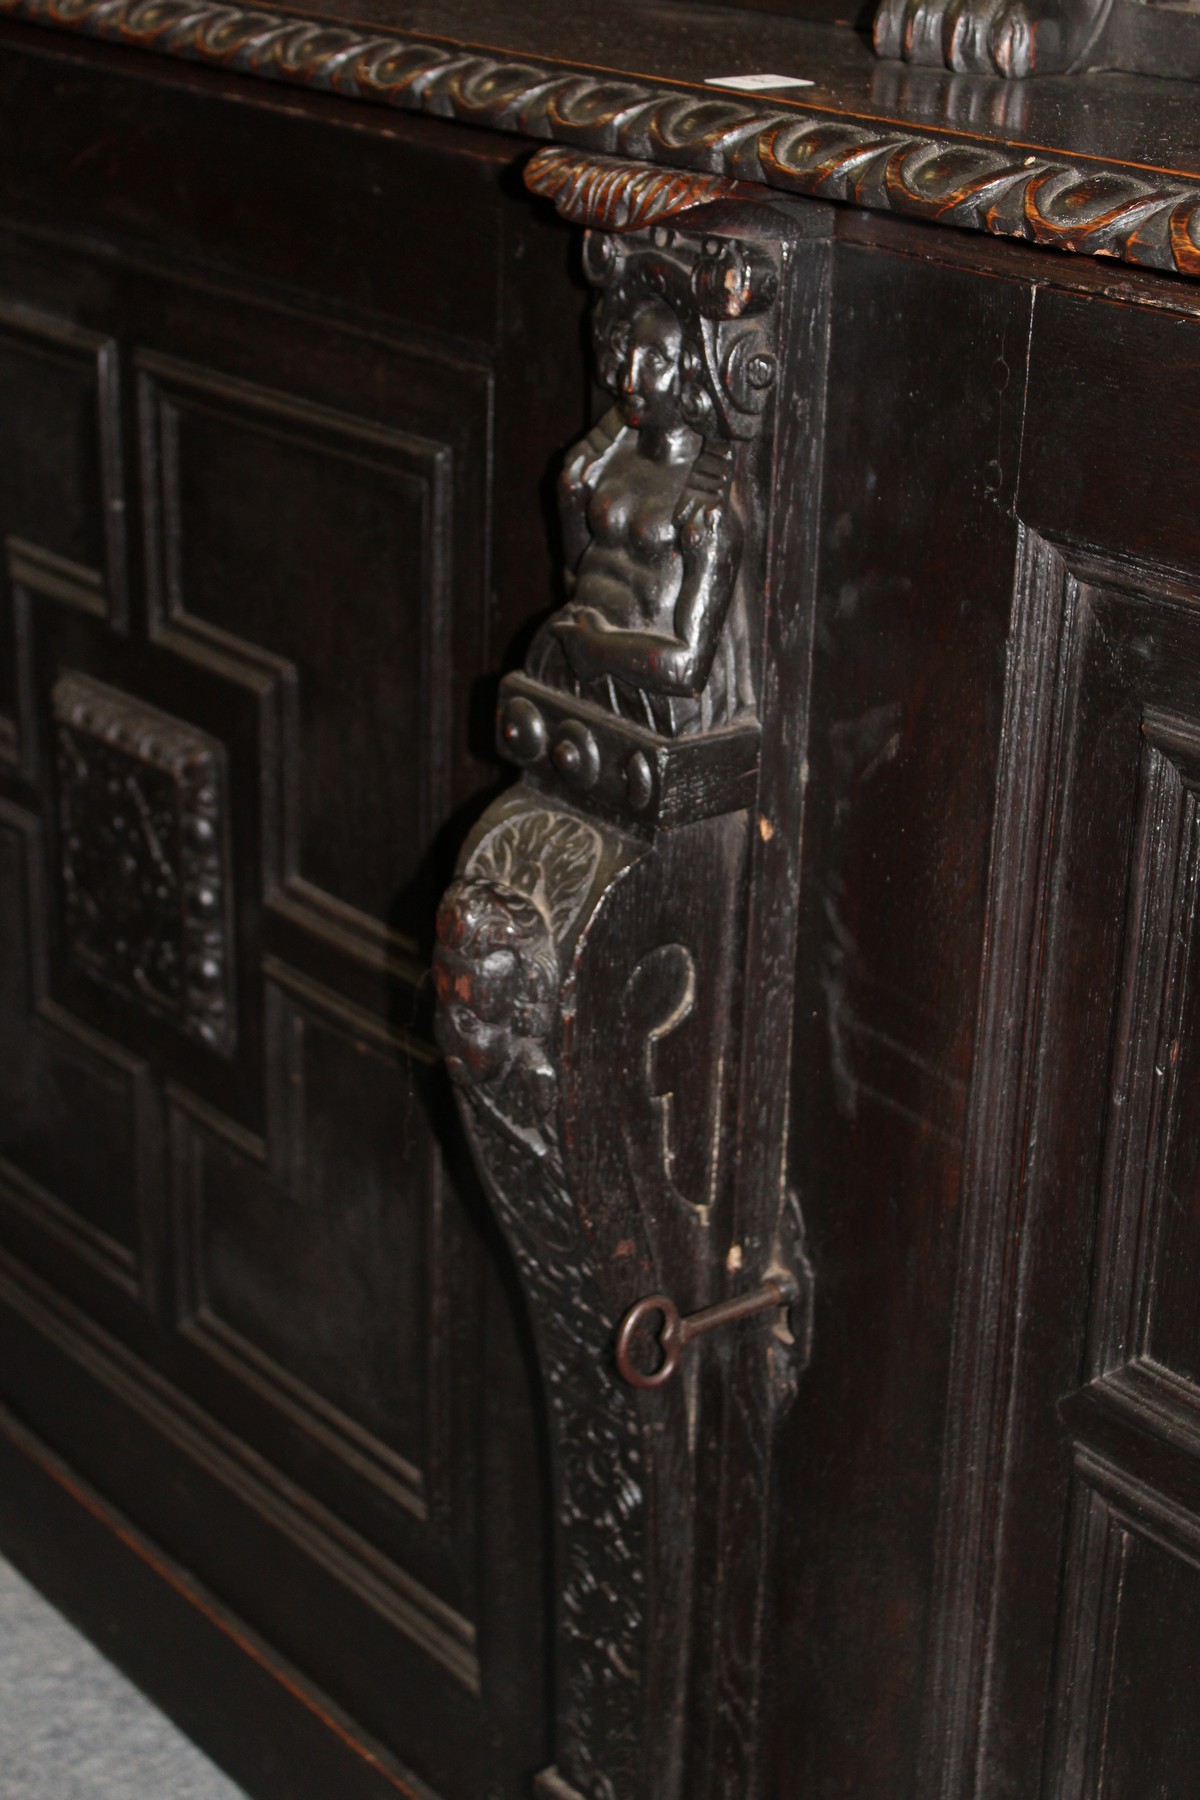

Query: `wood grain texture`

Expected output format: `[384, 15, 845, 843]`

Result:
[764, 240, 1029, 1800]
[11, 15, 1200, 1797]
[912, 525, 1076, 1800]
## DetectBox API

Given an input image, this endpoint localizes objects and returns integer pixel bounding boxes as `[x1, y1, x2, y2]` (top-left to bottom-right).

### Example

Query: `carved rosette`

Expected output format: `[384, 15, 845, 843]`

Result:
[436, 157, 810, 1800]
[54, 673, 233, 1052]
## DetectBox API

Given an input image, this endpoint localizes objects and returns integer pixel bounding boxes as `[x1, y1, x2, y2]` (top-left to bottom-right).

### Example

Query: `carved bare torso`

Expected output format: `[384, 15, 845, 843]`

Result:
[575, 434, 690, 630]
[532, 292, 749, 737]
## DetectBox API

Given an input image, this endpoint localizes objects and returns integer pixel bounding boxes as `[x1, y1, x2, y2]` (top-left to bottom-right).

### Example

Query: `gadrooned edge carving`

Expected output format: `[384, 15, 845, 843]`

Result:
[53, 671, 233, 1052]
[5, 0, 1200, 279]
[434, 806, 645, 1800]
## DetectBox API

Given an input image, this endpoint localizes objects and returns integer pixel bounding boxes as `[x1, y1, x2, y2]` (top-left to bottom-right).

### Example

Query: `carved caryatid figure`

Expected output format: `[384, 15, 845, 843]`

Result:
[531, 230, 773, 739]
[436, 164, 804, 1800]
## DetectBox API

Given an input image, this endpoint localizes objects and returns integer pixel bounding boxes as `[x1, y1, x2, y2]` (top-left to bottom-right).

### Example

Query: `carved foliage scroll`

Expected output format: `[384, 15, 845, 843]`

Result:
[437, 801, 646, 1800]
[53, 673, 233, 1053]
[525, 148, 758, 234]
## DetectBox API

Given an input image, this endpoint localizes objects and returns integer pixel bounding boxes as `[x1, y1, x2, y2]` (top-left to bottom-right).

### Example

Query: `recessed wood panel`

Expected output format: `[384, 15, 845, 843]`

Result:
[946, 535, 1200, 1800]
[139, 348, 473, 939]
[0, 313, 118, 749]
[1075, 709, 1200, 1398]
[1049, 1460, 1200, 1800]
[0, 802, 153, 1290]
[1119, 732, 1200, 1393]
[0, 306, 122, 598]
[1085, 1516, 1200, 1798]
[179, 979, 437, 1502]
[138, 334, 489, 957]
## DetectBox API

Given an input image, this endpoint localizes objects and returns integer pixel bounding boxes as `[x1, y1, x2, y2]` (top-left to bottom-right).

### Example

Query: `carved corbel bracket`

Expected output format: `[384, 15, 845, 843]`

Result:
[438, 793, 764, 1800]
[436, 154, 825, 1800]
[525, 146, 768, 234]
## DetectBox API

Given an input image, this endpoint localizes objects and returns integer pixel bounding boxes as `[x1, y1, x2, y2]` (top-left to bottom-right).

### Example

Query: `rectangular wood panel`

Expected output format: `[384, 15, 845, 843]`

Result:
[168, 969, 476, 1582]
[0, 799, 156, 1296]
[138, 348, 470, 929]
[1048, 1451, 1200, 1800]
[0, 303, 124, 615]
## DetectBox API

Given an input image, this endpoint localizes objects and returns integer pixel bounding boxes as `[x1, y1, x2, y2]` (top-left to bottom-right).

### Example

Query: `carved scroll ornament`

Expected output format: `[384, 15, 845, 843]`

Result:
[436, 803, 648, 1800]
[436, 163, 813, 1800]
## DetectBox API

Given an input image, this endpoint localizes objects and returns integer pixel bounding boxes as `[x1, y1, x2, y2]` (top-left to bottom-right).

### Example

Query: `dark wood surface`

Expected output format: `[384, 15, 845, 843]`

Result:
[5, 12, 1200, 1800]
[766, 215, 1200, 1799]
[7, 0, 1200, 284]
[431, 177, 832, 1799]
[283, 0, 1200, 165]
[11, 0, 1200, 179]
[0, 35, 588, 1800]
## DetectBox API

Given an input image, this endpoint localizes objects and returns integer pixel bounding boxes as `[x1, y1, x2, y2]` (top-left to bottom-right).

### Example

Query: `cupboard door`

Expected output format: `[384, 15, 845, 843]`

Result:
[937, 289, 1200, 1800]
[0, 46, 582, 1800]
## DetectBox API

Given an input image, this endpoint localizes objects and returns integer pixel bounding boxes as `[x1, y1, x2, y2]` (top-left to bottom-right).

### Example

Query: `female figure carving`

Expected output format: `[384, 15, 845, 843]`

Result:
[532, 258, 753, 738]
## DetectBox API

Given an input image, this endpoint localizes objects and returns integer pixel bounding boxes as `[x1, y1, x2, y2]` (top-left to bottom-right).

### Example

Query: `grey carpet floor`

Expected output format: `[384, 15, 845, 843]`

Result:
[0, 1554, 249, 1799]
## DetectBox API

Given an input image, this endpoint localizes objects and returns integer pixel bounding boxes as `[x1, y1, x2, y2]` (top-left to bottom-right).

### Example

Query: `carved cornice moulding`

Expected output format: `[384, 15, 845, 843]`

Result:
[6, 0, 1200, 279]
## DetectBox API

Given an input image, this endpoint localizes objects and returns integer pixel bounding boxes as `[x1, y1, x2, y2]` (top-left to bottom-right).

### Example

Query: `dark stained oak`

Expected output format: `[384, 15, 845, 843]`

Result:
[4, 10, 1200, 1800]
[8, 0, 1200, 281]
[0, 37, 587, 1800]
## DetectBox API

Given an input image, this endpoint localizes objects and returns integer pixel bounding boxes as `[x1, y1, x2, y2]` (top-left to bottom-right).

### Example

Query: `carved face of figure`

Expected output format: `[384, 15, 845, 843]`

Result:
[612, 298, 684, 433]
[434, 939, 522, 1085]
[433, 878, 556, 1090]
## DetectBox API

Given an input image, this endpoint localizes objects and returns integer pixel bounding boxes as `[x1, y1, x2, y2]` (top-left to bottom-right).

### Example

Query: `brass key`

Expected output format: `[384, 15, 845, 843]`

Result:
[615, 1277, 797, 1389]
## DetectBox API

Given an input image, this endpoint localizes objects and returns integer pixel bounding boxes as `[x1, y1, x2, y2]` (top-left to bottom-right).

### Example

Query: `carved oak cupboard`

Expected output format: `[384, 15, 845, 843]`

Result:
[2, 4, 1200, 1798]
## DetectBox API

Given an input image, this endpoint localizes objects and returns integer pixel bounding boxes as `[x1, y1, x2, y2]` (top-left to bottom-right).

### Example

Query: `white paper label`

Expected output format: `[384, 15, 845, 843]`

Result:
[705, 73, 815, 91]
